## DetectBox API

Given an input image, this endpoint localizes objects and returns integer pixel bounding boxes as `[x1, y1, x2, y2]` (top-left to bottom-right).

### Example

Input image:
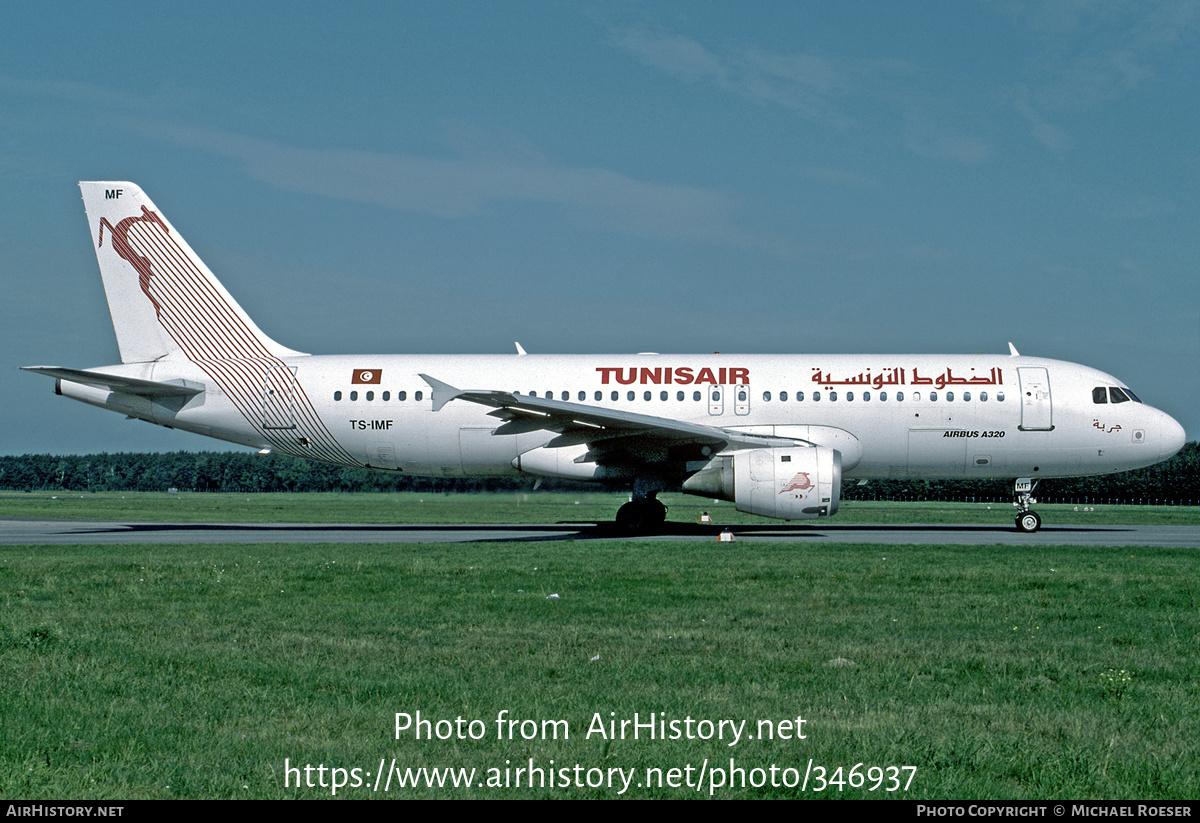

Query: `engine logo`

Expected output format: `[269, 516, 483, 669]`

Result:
[780, 472, 813, 495]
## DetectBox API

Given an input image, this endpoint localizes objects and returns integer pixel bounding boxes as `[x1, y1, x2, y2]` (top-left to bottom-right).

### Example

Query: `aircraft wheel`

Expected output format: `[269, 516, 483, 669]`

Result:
[1015, 511, 1042, 533]
[615, 499, 667, 534]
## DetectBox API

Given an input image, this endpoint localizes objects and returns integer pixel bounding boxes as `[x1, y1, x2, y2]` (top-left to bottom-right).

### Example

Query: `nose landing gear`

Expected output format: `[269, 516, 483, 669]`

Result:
[1013, 478, 1041, 532]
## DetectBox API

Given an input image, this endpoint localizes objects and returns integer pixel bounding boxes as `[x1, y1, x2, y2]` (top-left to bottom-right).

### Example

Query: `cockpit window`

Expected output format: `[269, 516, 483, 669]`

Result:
[1095, 386, 1142, 404]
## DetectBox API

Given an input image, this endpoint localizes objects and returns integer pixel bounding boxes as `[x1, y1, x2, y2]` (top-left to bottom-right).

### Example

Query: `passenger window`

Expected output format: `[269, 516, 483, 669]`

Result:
[644, 391, 652, 401]
[863, 391, 870, 401]
[415, 391, 423, 401]
[930, 391, 937, 401]
[880, 392, 887, 401]
[627, 391, 635, 401]
[896, 392, 903, 401]
[334, 391, 342, 401]
[846, 392, 853, 401]
[383, 391, 390, 401]
[660, 391, 668, 401]
[812, 393, 820, 402]
[398, 391, 407, 401]
[962, 392, 969, 402]
[797, 392, 804, 401]
[780, 391, 788, 401]
[763, 391, 772, 401]
[693, 391, 702, 401]
[562, 391, 569, 401]
[997, 392, 1005, 401]
[677, 391, 684, 401]
[595, 391, 602, 401]
[366, 391, 374, 401]
[829, 392, 837, 401]
[611, 391, 619, 401]
[945, 391, 953, 402]
[980, 392, 987, 401]
[350, 391, 358, 401]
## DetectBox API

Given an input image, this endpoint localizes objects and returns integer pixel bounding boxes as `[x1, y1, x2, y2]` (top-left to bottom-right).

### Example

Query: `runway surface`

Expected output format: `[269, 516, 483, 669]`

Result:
[2, 518, 1198, 547]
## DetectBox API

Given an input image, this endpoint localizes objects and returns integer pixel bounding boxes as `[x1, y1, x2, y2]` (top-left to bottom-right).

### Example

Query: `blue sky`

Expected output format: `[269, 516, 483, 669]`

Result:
[3, 1, 1198, 455]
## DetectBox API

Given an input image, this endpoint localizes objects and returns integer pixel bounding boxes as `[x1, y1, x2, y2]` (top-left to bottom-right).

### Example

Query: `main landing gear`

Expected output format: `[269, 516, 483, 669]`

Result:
[615, 491, 667, 534]
[1013, 478, 1041, 533]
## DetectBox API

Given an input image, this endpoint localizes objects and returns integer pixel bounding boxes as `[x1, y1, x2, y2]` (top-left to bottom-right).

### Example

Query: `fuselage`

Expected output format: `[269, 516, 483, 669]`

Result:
[58, 351, 1186, 486]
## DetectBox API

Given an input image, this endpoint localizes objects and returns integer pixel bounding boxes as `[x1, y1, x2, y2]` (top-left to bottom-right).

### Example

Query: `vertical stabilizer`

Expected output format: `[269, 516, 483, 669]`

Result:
[80, 182, 303, 363]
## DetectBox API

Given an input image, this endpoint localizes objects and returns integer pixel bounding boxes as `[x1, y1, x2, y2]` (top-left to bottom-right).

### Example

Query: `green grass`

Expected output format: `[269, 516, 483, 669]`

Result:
[2, 537, 1198, 799]
[3, 490, 1199, 526]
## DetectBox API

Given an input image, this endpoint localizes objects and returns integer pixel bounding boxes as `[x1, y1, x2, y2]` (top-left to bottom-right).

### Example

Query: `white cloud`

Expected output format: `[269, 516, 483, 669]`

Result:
[609, 24, 990, 162]
[611, 25, 860, 128]
[903, 122, 993, 165]
[137, 121, 776, 249]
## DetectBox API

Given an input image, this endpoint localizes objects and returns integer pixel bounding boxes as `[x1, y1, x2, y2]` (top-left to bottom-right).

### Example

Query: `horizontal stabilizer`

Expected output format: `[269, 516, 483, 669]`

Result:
[22, 366, 204, 398]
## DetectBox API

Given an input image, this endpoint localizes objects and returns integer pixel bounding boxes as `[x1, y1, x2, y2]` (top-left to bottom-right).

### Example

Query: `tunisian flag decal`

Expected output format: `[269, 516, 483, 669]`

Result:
[351, 369, 382, 384]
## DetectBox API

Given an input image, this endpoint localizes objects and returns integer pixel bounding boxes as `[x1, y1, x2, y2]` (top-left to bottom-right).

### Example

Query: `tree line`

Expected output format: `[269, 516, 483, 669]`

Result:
[0, 444, 1197, 504]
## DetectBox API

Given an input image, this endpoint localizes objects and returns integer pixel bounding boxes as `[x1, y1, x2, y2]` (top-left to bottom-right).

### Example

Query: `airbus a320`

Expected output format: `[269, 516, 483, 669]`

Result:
[24, 183, 1187, 533]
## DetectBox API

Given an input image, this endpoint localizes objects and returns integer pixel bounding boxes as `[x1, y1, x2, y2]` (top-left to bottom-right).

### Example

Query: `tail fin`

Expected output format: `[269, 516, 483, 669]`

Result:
[80, 182, 304, 364]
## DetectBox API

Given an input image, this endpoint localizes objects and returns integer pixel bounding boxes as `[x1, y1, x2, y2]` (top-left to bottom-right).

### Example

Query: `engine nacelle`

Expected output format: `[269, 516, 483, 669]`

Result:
[513, 443, 611, 480]
[683, 446, 841, 520]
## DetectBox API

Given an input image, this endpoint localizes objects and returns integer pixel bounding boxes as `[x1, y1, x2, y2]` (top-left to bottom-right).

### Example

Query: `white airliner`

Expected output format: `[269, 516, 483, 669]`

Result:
[24, 182, 1186, 532]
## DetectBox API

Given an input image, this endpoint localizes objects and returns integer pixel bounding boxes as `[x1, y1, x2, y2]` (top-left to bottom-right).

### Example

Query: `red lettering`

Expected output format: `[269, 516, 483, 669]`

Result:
[595, 365, 751, 385]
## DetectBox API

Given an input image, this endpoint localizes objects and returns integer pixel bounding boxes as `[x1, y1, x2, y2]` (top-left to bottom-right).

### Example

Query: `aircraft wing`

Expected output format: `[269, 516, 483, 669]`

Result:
[22, 366, 204, 398]
[420, 373, 790, 453]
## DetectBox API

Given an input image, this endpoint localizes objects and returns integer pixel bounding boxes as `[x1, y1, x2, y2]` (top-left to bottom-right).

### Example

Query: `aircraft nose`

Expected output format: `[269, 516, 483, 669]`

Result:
[1159, 412, 1186, 461]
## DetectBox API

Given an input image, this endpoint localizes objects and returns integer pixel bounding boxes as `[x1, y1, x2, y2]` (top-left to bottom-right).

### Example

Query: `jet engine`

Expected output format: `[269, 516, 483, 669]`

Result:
[682, 446, 841, 520]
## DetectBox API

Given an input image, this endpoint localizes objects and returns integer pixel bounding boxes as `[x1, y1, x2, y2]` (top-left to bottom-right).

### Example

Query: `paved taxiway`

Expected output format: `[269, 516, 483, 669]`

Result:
[1, 518, 1198, 547]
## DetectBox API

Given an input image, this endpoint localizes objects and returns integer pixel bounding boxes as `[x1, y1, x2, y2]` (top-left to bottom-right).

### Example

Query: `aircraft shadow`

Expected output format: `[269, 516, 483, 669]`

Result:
[57, 519, 1132, 543]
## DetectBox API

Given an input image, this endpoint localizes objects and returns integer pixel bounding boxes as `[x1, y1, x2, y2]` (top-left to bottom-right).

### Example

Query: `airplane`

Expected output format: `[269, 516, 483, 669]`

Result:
[23, 182, 1187, 533]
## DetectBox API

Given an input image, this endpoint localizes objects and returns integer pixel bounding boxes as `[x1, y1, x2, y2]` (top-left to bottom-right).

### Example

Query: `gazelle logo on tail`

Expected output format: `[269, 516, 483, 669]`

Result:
[98, 207, 168, 318]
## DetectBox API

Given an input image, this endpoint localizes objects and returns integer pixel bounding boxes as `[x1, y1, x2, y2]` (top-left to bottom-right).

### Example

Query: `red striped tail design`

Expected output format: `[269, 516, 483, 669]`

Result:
[80, 182, 358, 468]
